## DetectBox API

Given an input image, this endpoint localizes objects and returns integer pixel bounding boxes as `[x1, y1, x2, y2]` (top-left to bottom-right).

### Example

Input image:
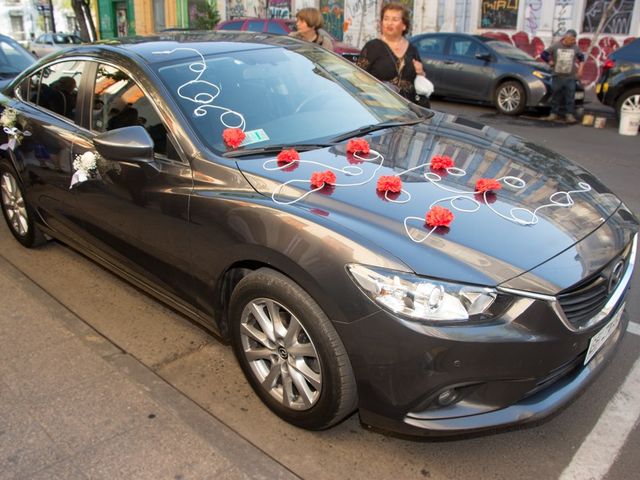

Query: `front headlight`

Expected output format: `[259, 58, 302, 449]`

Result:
[347, 264, 501, 323]
[532, 70, 550, 79]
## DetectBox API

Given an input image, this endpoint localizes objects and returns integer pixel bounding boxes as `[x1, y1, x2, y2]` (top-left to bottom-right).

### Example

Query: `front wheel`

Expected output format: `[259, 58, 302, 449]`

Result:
[495, 81, 526, 115]
[229, 268, 357, 430]
[0, 162, 45, 248]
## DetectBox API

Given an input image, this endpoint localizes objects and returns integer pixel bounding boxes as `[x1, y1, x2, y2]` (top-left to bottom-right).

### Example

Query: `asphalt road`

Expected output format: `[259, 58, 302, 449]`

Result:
[1, 97, 639, 480]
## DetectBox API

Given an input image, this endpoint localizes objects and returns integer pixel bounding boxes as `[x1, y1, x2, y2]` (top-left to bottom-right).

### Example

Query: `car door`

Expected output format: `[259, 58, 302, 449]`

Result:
[31, 34, 49, 58]
[413, 35, 447, 94]
[442, 36, 495, 100]
[11, 59, 90, 243]
[68, 61, 197, 307]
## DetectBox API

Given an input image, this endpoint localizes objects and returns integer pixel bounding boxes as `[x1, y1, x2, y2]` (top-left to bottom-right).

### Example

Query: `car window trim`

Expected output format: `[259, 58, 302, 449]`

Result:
[83, 58, 189, 165]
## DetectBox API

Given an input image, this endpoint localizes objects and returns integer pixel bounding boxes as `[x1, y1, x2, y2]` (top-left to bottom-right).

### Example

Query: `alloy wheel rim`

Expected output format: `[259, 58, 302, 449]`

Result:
[498, 86, 520, 112]
[240, 298, 322, 410]
[1, 172, 29, 237]
[621, 94, 640, 113]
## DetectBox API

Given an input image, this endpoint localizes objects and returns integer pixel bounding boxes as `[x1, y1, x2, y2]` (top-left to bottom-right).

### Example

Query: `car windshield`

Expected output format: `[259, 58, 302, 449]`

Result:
[485, 40, 535, 61]
[155, 46, 422, 154]
[0, 39, 33, 74]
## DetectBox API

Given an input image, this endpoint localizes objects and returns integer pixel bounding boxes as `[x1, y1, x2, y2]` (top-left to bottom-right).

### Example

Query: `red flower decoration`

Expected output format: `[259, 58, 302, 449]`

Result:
[277, 149, 300, 171]
[346, 138, 370, 155]
[310, 170, 336, 189]
[425, 206, 454, 228]
[430, 155, 454, 170]
[222, 128, 245, 149]
[376, 175, 402, 193]
[475, 178, 502, 193]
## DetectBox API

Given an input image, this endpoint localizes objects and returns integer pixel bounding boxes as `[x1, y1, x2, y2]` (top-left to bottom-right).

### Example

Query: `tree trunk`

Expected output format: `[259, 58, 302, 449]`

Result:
[72, 0, 98, 42]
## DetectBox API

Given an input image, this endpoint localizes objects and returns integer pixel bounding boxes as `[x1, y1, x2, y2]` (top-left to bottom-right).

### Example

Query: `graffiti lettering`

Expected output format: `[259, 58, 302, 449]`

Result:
[583, 0, 634, 35]
[481, 0, 520, 29]
[553, 0, 574, 37]
[524, 0, 543, 36]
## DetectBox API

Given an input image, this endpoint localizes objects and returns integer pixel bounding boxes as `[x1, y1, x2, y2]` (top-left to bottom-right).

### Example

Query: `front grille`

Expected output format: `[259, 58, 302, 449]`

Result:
[557, 242, 632, 329]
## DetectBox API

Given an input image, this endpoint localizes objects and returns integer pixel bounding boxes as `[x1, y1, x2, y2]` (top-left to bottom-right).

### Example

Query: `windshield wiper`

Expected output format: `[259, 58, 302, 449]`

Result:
[223, 143, 334, 158]
[329, 118, 425, 143]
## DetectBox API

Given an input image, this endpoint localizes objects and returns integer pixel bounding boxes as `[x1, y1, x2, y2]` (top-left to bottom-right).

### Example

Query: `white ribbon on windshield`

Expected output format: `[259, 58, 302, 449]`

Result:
[152, 47, 246, 131]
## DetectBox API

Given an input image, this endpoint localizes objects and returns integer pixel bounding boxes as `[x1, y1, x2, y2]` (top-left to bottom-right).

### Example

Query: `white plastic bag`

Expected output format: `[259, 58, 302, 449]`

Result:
[414, 75, 434, 97]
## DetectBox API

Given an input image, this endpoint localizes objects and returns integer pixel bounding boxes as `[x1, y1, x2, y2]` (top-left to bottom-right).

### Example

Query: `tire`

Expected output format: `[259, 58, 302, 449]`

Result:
[495, 80, 526, 115]
[0, 162, 46, 248]
[616, 87, 640, 119]
[229, 268, 357, 430]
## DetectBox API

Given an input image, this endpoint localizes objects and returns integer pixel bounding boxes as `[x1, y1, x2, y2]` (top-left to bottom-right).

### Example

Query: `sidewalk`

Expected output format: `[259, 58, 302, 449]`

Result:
[0, 255, 298, 480]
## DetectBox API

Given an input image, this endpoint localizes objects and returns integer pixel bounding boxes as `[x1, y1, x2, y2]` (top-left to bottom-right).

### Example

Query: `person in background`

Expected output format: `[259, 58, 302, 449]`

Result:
[356, 2, 428, 106]
[540, 29, 585, 124]
[289, 8, 334, 51]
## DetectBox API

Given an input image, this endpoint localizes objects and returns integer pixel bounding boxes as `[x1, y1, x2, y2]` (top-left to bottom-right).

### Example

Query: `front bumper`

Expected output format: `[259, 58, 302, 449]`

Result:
[337, 237, 635, 437]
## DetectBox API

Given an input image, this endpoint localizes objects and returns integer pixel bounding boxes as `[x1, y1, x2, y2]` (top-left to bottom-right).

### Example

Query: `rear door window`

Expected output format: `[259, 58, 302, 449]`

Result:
[415, 36, 446, 57]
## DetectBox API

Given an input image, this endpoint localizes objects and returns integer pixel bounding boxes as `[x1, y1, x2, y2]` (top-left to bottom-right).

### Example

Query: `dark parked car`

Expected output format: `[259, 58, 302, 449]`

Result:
[30, 33, 83, 58]
[596, 38, 640, 117]
[0, 34, 36, 89]
[216, 17, 360, 61]
[0, 32, 636, 437]
[410, 32, 584, 115]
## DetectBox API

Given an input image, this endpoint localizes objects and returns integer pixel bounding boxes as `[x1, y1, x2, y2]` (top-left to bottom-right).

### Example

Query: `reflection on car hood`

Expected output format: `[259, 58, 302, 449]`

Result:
[517, 59, 550, 72]
[236, 111, 623, 287]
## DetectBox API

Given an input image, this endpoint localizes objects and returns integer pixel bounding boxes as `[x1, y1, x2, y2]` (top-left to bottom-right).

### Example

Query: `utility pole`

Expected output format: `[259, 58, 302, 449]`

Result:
[48, 0, 57, 33]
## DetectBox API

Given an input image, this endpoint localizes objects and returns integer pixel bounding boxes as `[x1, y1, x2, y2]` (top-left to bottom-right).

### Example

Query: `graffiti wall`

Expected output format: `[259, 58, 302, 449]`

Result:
[480, 0, 520, 29]
[227, 0, 246, 18]
[523, 0, 543, 36]
[583, 0, 634, 35]
[320, 0, 345, 41]
[344, 0, 379, 48]
[268, 0, 291, 18]
[552, 0, 574, 36]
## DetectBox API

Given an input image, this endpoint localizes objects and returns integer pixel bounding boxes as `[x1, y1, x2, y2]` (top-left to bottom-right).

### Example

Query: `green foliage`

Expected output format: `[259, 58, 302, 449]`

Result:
[192, 1, 221, 30]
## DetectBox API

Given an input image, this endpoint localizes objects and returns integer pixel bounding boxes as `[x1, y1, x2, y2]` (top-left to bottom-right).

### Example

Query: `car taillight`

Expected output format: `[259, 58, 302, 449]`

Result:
[603, 58, 615, 70]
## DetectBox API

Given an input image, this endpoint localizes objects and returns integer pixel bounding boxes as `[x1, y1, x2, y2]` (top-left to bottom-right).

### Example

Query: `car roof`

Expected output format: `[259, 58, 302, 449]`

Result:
[44, 32, 301, 66]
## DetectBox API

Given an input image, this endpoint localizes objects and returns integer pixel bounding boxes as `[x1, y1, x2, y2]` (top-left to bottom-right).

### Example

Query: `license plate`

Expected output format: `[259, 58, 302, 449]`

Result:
[575, 91, 585, 100]
[584, 305, 624, 365]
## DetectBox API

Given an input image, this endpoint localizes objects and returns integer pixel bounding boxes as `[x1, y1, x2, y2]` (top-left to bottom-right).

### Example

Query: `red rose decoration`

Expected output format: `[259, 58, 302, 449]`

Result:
[346, 138, 370, 155]
[310, 170, 337, 189]
[222, 128, 245, 149]
[425, 206, 454, 228]
[430, 155, 454, 170]
[475, 178, 502, 193]
[277, 149, 300, 171]
[376, 175, 402, 193]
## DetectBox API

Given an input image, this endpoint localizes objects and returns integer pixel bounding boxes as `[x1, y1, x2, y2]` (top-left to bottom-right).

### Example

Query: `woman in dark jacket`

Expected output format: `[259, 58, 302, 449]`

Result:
[356, 2, 428, 106]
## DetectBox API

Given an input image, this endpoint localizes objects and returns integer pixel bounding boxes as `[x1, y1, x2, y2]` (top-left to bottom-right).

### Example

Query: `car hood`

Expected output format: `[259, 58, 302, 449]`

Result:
[236, 112, 623, 288]
[514, 58, 550, 72]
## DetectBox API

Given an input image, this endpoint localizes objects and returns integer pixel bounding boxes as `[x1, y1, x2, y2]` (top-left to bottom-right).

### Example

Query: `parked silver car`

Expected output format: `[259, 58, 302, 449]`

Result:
[29, 33, 82, 58]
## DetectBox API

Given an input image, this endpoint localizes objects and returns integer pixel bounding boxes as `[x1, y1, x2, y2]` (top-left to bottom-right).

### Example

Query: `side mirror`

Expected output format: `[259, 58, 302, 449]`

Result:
[93, 126, 155, 165]
[475, 52, 492, 62]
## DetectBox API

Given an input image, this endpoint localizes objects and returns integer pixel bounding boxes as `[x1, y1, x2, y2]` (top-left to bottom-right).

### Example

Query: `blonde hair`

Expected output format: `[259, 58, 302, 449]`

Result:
[296, 8, 324, 31]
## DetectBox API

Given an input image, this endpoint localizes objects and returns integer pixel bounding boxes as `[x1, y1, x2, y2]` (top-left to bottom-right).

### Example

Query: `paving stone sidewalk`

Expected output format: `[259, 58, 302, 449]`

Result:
[0, 255, 298, 480]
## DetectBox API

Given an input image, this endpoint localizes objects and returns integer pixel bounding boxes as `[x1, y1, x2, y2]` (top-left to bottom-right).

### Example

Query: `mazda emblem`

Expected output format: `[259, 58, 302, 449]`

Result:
[608, 260, 625, 294]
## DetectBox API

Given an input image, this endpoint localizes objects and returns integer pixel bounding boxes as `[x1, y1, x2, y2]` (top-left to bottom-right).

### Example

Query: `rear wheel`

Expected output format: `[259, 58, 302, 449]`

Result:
[229, 268, 357, 430]
[495, 81, 526, 115]
[0, 162, 45, 248]
[616, 88, 640, 118]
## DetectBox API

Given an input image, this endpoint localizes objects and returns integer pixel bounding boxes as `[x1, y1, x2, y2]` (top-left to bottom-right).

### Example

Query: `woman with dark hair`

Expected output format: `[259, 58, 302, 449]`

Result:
[289, 8, 334, 51]
[356, 2, 429, 106]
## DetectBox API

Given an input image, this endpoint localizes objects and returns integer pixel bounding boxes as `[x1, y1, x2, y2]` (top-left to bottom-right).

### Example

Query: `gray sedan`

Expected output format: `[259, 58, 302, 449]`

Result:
[410, 33, 584, 115]
[29, 33, 82, 58]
